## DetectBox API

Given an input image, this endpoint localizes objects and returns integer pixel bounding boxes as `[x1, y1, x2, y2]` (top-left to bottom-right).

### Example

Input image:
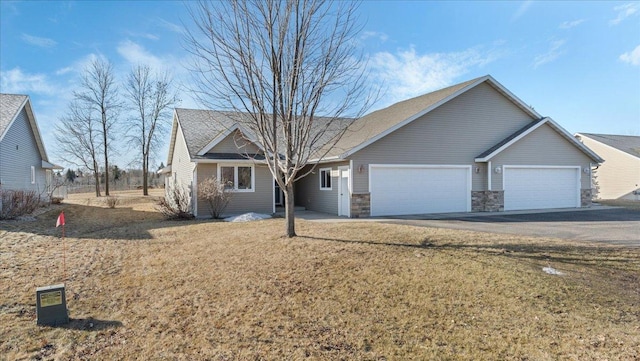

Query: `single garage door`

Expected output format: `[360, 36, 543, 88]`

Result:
[369, 165, 471, 216]
[504, 166, 580, 211]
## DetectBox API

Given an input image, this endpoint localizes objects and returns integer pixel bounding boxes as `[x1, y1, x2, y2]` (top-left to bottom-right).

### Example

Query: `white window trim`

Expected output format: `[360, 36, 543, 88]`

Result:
[31, 166, 35, 184]
[319, 167, 332, 190]
[217, 164, 255, 192]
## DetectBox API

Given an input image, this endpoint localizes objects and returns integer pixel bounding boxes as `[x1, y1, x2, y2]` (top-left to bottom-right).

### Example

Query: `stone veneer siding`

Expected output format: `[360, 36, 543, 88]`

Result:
[581, 189, 593, 207]
[350, 193, 370, 218]
[471, 191, 504, 212]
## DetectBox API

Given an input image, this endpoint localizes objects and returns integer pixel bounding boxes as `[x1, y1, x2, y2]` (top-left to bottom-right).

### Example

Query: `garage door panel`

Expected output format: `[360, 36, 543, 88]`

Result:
[504, 167, 579, 211]
[370, 166, 470, 216]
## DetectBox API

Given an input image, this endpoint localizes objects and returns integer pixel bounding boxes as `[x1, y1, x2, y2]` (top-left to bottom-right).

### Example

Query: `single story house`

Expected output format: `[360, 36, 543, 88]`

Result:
[163, 75, 603, 218]
[575, 133, 640, 200]
[0, 94, 62, 198]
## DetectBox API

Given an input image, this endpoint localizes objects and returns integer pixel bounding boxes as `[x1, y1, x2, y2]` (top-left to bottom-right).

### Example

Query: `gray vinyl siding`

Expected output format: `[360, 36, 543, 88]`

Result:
[196, 163, 273, 217]
[209, 130, 261, 154]
[350, 82, 535, 193]
[0, 108, 46, 193]
[170, 125, 195, 198]
[576, 136, 639, 200]
[295, 161, 349, 214]
[491, 124, 592, 190]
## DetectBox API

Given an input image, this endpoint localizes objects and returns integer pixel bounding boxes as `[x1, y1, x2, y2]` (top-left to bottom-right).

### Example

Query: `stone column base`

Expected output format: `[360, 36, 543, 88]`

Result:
[350, 193, 370, 218]
[581, 189, 593, 207]
[471, 191, 504, 212]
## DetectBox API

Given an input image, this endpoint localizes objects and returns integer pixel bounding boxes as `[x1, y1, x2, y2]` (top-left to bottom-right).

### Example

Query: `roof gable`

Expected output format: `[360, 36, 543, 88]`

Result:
[576, 133, 640, 159]
[323, 75, 542, 159]
[476, 117, 604, 163]
[0, 93, 50, 162]
[167, 108, 262, 164]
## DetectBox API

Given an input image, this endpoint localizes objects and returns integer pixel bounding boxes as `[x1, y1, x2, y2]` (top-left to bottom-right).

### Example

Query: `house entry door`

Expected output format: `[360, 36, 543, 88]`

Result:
[338, 167, 350, 217]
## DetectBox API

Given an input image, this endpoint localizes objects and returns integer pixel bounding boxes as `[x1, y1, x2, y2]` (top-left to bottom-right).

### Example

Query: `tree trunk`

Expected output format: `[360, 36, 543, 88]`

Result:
[142, 155, 148, 196]
[284, 185, 296, 237]
[103, 141, 110, 196]
[94, 170, 101, 197]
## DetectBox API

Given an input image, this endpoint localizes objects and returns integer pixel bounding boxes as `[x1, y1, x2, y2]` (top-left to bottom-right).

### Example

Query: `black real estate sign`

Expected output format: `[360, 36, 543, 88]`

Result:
[36, 284, 69, 326]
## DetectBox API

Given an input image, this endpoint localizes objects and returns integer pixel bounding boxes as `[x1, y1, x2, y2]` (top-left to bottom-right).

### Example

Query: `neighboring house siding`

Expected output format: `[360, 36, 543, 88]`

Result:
[0, 108, 46, 193]
[170, 124, 196, 193]
[579, 137, 640, 200]
[196, 163, 273, 216]
[350, 82, 536, 193]
[295, 161, 349, 214]
[491, 124, 592, 190]
[209, 130, 261, 154]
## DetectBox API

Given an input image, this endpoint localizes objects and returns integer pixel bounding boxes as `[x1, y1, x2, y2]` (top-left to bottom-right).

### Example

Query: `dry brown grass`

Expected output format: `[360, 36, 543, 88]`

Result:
[1, 194, 639, 360]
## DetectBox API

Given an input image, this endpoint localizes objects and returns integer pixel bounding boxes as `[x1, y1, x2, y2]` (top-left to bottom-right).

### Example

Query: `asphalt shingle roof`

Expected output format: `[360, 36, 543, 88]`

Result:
[476, 118, 546, 159]
[579, 133, 640, 158]
[175, 108, 240, 157]
[0, 94, 28, 137]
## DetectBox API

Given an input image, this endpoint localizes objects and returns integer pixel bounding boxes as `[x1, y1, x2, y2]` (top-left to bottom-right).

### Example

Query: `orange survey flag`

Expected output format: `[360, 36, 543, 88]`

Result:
[56, 212, 65, 227]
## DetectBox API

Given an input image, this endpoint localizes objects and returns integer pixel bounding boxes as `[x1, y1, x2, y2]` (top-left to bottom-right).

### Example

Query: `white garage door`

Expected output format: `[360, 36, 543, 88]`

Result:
[504, 166, 580, 211]
[370, 165, 470, 216]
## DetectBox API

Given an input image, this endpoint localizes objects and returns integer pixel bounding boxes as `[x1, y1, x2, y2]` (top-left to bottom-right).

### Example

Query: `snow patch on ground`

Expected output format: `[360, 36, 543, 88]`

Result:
[542, 267, 563, 276]
[224, 212, 272, 222]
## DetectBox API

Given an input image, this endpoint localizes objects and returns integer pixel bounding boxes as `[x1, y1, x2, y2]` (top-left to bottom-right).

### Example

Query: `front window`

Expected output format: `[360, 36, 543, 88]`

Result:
[219, 165, 254, 192]
[221, 166, 235, 190]
[319, 168, 332, 190]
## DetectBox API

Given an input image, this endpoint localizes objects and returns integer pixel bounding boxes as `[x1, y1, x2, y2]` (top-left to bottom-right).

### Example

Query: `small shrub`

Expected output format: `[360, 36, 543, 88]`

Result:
[198, 177, 233, 219]
[0, 189, 42, 220]
[157, 185, 194, 220]
[51, 197, 64, 204]
[105, 196, 119, 208]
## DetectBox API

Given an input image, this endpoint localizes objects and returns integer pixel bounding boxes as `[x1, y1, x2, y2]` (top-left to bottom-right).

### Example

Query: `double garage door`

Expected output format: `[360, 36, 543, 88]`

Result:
[504, 166, 581, 211]
[369, 165, 471, 216]
[369, 164, 581, 216]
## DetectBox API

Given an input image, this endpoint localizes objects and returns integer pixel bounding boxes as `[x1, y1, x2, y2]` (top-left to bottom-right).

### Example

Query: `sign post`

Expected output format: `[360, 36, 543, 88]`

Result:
[36, 212, 69, 326]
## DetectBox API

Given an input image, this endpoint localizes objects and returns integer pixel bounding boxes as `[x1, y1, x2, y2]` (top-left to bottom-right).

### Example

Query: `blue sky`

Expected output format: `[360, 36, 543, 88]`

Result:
[1, 1, 639, 169]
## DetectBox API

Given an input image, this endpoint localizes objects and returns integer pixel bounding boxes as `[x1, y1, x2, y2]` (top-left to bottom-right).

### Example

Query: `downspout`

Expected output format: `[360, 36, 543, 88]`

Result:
[487, 160, 492, 191]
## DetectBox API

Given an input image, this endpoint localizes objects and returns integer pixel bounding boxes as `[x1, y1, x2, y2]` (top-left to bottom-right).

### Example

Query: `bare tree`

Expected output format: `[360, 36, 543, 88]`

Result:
[55, 100, 103, 197]
[75, 57, 121, 196]
[185, 0, 371, 237]
[125, 65, 178, 196]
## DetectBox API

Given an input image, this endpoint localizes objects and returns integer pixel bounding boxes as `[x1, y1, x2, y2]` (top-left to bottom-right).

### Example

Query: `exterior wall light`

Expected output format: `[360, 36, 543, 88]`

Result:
[494, 166, 502, 174]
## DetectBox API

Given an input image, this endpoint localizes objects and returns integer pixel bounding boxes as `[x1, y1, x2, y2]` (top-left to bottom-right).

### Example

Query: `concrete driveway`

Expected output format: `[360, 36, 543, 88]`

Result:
[385, 207, 640, 247]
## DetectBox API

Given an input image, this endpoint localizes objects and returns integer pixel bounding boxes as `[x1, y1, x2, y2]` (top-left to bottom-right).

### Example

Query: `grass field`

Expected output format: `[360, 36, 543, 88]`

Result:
[1, 192, 639, 360]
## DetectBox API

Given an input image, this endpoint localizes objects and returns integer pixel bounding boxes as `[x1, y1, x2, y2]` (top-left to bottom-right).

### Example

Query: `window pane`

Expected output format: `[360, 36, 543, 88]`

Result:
[320, 169, 331, 189]
[221, 167, 234, 189]
[237, 166, 252, 189]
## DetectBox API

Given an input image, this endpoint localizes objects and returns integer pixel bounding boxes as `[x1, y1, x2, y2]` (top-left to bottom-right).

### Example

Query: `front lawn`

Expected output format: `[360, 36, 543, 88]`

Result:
[1, 195, 638, 360]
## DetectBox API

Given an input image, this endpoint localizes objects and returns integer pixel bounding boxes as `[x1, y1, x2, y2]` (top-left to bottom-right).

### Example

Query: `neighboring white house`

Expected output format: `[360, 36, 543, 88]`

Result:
[575, 133, 640, 201]
[0, 94, 62, 199]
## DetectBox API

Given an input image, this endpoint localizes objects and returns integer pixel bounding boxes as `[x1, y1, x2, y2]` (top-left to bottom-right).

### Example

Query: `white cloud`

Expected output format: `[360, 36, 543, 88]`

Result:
[0, 67, 57, 95]
[367, 46, 500, 107]
[21, 33, 57, 48]
[55, 66, 74, 76]
[125, 31, 160, 41]
[533, 39, 566, 69]
[511, 0, 533, 22]
[620, 44, 640, 66]
[361, 31, 388, 42]
[117, 40, 164, 70]
[610, 2, 638, 25]
[157, 17, 185, 34]
[559, 19, 586, 29]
